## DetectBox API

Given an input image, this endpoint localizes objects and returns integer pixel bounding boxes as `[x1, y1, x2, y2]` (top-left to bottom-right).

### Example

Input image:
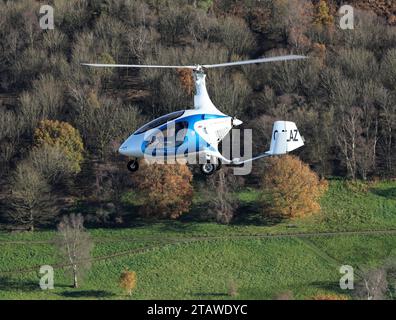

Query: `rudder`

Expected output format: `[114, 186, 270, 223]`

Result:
[267, 121, 304, 155]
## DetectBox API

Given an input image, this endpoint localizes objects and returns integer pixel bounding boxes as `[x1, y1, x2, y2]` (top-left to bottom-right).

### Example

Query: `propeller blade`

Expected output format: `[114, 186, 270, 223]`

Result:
[81, 63, 196, 69]
[202, 55, 307, 68]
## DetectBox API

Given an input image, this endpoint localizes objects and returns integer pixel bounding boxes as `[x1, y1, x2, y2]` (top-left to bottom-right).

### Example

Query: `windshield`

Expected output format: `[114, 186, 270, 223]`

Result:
[134, 110, 185, 135]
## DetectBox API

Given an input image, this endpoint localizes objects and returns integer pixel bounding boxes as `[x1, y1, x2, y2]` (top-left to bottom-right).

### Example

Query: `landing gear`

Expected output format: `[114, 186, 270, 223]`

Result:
[215, 159, 222, 171]
[200, 163, 216, 175]
[127, 159, 139, 172]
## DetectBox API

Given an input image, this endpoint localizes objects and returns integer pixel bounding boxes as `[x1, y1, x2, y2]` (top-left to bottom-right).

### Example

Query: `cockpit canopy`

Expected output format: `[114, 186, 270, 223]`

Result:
[134, 110, 185, 135]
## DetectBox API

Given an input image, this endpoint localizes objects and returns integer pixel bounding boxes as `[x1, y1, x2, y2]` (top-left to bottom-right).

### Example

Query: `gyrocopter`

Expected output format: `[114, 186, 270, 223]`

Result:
[82, 55, 306, 175]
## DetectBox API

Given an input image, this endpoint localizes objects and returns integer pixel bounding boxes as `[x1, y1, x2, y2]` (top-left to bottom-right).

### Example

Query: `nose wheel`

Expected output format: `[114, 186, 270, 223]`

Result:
[200, 157, 222, 176]
[200, 163, 216, 175]
[127, 159, 139, 172]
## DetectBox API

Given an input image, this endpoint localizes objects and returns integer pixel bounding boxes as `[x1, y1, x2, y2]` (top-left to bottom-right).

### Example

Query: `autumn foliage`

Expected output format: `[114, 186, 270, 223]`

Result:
[34, 120, 84, 174]
[132, 162, 193, 219]
[119, 270, 137, 296]
[313, 0, 334, 26]
[311, 293, 349, 300]
[261, 155, 328, 219]
[177, 68, 194, 96]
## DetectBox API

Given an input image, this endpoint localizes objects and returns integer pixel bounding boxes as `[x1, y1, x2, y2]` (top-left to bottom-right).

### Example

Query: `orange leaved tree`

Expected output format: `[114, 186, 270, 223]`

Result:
[119, 270, 137, 296]
[34, 120, 84, 174]
[132, 162, 193, 219]
[260, 155, 328, 219]
[311, 293, 349, 300]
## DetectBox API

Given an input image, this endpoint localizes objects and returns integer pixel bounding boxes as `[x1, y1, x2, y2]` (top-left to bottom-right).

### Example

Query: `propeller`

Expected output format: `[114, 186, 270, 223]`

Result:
[81, 55, 307, 70]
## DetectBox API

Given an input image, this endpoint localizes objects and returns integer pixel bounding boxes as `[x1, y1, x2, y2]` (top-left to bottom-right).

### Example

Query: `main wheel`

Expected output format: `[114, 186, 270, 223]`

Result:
[127, 159, 139, 172]
[200, 163, 216, 176]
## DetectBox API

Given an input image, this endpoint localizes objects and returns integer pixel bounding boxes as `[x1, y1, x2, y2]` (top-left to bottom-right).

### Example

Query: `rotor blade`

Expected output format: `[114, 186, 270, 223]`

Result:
[81, 63, 196, 69]
[202, 55, 307, 68]
[81, 55, 307, 69]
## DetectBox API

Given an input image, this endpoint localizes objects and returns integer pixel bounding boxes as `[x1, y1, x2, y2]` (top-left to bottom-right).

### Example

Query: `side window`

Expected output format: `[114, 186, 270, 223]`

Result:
[147, 121, 188, 149]
[174, 121, 188, 144]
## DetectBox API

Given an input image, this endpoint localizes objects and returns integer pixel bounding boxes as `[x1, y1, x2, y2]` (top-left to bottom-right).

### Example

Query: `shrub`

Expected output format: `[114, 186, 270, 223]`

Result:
[274, 291, 295, 300]
[119, 270, 137, 296]
[311, 293, 349, 300]
[260, 155, 328, 219]
[34, 120, 84, 174]
[227, 279, 238, 297]
[132, 162, 193, 219]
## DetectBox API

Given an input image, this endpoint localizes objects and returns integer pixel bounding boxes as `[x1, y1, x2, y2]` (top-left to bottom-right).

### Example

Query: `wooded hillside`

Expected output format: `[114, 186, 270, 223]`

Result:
[0, 0, 395, 229]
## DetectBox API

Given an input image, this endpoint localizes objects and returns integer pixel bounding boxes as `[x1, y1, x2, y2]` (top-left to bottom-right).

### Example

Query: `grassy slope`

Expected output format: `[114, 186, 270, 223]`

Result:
[0, 180, 395, 299]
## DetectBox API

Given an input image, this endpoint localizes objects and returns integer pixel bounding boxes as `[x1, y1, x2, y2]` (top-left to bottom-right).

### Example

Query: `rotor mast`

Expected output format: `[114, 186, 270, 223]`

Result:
[193, 67, 223, 114]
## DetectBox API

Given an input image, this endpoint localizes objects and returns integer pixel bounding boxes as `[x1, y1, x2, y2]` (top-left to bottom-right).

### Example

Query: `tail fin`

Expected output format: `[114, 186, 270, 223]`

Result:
[266, 121, 304, 155]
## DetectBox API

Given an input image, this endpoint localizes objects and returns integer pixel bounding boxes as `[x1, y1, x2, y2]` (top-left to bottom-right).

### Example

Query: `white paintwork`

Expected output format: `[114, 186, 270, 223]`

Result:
[193, 71, 224, 114]
[194, 117, 233, 146]
[267, 121, 304, 155]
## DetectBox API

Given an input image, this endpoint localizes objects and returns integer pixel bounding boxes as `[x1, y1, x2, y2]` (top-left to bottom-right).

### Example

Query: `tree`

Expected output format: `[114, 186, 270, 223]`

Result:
[69, 89, 141, 160]
[28, 144, 78, 185]
[119, 270, 137, 296]
[218, 16, 255, 59]
[7, 163, 53, 231]
[354, 259, 396, 300]
[19, 74, 65, 133]
[356, 267, 388, 300]
[260, 155, 328, 219]
[207, 169, 238, 224]
[381, 49, 396, 90]
[55, 214, 93, 288]
[177, 68, 194, 96]
[157, 5, 194, 44]
[132, 162, 193, 219]
[334, 106, 362, 180]
[34, 120, 84, 174]
[313, 0, 334, 27]
[377, 89, 396, 175]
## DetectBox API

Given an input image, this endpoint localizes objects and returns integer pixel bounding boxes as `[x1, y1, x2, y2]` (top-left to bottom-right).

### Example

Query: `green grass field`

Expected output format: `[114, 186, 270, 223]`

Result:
[0, 180, 395, 300]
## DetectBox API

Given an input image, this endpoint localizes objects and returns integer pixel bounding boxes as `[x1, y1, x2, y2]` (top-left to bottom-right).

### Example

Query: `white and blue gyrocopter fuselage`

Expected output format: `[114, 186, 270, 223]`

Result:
[82, 56, 306, 175]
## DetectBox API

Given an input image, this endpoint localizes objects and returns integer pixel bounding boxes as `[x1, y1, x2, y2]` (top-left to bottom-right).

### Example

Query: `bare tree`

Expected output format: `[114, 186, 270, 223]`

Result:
[355, 259, 396, 300]
[334, 106, 362, 180]
[208, 169, 238, 224]
[7, 163, 53, 231]
[55, 214, 93, 288]
[29, 144, 77, 185]
[218, 16, 255, 59]
[378, 90, 396, 175]
[356, 268, 388, 300]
